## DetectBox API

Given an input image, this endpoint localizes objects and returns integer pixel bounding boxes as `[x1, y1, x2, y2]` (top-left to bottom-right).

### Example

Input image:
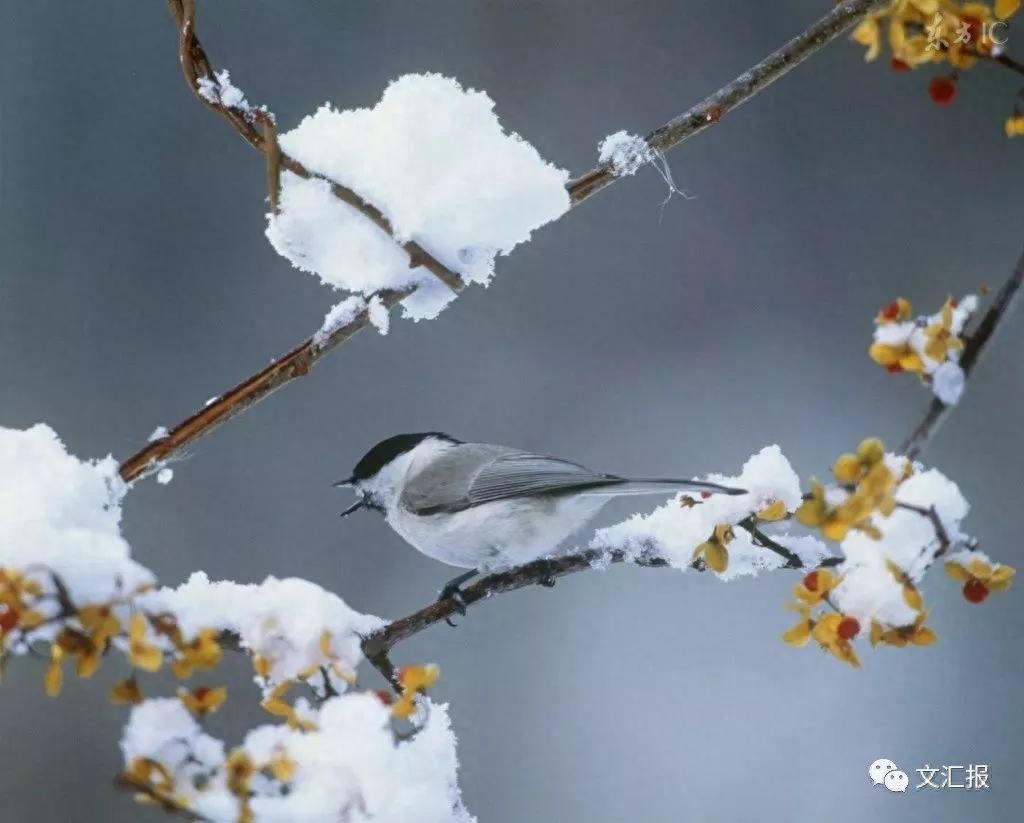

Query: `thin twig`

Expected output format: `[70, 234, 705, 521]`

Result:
[120, 0, 883, 481]
[566, 0, 887, 203]
[900, 243, 1024, 460]
[263, 119, 282, 216]
[115, 773, 211, 822]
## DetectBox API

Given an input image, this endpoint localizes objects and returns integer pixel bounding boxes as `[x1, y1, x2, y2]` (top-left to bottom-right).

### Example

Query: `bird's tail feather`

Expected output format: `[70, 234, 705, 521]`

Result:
[578, 477, 746, 497]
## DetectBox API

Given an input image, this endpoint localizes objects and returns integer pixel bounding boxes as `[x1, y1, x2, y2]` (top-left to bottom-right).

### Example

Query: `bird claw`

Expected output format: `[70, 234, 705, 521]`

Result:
[441, 591, 466, 627]
[438, 570, 476, 626]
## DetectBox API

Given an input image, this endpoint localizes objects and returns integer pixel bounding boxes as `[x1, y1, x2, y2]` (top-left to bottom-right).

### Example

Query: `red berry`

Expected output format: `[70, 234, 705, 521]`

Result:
[929, 77, 957, 106]
[886, 363, 904, 373]
[890, 58, 910, 72]
[0, 606, 17, 634]
[963, 579, 989, 604]
[837, 616, 861, 640]
[193, 686, 211, 700]
[962, 17, 981, 43]
[803, 571, 820, 592]
[374, 689, 394, 705]
[881, 301, 901, 319]
[700, 491, 712, 499]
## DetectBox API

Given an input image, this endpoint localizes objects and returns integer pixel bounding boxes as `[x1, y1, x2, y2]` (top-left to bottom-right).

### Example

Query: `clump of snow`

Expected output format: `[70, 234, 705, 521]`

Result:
[0, 424, 154, 628]
[833, 465, 970, 626]
[156, 468, 174, 485]
[367, 295, 390, 334]
[246, 697, 473, 823]
[121, 699, 226, 807]
[266, 73, 570, 321]
[140, 572, 384, 688]
[931, 361, 966, 406]
[313, 296, 366, 349]
[591, 446, 810, 578]
[122, 696, 474, 823]
[598, 131, 654, 176]
[196, 70, 261, 117]
[147, 426, 169, 442]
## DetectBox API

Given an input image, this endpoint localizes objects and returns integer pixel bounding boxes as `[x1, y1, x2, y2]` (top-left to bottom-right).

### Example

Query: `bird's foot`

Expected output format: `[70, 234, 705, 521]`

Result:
[438, 570, 478, 627]
[538, 558, 558, 588]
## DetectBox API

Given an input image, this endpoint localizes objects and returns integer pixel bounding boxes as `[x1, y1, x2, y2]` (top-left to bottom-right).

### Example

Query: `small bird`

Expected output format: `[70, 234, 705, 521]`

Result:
[336, 433, 745, 609]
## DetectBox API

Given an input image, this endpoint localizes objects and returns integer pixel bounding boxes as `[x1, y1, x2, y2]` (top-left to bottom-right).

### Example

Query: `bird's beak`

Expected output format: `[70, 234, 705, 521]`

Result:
[339, 499, 365, 518]
[332, 477, 355, 488]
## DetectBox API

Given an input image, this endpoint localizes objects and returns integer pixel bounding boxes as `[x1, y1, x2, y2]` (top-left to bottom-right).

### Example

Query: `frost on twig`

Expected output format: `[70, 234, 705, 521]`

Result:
[266, 74, 570, 321]
[596, 130, 690, 206]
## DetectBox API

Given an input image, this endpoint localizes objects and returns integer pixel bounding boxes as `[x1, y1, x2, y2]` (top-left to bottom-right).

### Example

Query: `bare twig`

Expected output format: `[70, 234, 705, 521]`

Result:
[900, 243, 1024, 460]
[120, 0, 883, 481]
[566, 0, 886, 203]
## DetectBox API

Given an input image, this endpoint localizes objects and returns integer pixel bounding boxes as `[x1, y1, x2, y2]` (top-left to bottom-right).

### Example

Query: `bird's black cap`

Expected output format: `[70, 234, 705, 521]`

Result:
[345, 432, 460, 483]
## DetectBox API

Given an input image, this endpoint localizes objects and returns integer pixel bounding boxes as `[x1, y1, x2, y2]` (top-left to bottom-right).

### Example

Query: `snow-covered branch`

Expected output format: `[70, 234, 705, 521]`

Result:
[121, 0, 884, 482]
[899, 243, 1024, 459]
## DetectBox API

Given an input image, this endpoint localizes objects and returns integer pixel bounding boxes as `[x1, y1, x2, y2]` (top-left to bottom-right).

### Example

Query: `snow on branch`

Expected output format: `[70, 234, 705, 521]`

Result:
[120, 0, 885, 482]
[118, 695, 472, 823]
[268, 74, 570, 321]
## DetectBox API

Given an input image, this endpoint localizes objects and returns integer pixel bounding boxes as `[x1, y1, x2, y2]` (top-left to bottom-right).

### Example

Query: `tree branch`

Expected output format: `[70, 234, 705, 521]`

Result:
[360, 242, 1024, 683]
[900, 243, 1024, 460]
[120, 0, 884, 481]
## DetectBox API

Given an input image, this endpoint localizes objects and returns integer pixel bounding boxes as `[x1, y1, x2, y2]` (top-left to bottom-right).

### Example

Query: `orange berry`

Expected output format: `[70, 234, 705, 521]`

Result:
[929, 77, 957, 106]
[0, 606, 17, 634]
[837, 616, 861, 640]
[963, 579, 989, 604]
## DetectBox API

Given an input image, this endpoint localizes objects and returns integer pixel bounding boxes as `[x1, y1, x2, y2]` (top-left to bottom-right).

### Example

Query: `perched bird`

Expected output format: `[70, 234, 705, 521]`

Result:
[336, 433, 745, 609]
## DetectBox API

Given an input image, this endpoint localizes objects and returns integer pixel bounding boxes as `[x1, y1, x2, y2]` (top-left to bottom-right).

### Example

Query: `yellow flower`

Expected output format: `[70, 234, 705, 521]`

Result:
[691, 524, 734, 573]
[922, 299, 964, 362]
[869, 341, 925, 374]
[875, 298, 912, 324]
[1006, 115, 1024, 137]
[178, 685, 227, 716]
[172, 628, 222, 678]
[811, 613, 862, 668]
[225, 749, 255, 797]
[852, 18, 882, 61]
[995, 0, 1021, 20]
[870, 611, 937, 648]
[111, 677, 144, 705]
[44, 644, 64, 697]
[125, 757, 175, 792]
[393, 663, 440, 719]
[755, 499, 788, 522]
[53, 627, 103, 680]
[268, 749, 297, 783]
[799, 461, 895, 543]
[946, 556, 1015, 603]
[795, 481, 849, 541]
[128, 614, 163, 672]
[782, 602, 814, 647]
[78, 603, 121, 649]
[886, 560, 924, 611]
[792, 569, 838, 606]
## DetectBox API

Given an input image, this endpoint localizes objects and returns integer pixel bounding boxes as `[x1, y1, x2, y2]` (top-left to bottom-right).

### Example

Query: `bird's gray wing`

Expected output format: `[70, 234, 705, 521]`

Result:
[400, 444, 623, 515]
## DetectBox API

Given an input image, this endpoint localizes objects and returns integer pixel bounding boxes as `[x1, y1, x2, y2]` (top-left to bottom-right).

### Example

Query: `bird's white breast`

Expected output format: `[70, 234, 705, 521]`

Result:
[388, 492, 609, 571]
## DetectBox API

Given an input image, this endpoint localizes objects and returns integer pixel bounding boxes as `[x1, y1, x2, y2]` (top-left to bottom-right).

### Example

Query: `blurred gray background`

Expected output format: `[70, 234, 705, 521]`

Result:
[2, 1, 1022, 821]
